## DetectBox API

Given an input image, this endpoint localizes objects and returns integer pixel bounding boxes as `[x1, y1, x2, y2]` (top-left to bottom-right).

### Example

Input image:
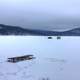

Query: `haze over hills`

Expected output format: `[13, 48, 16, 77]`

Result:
[0, 24, 80, 36]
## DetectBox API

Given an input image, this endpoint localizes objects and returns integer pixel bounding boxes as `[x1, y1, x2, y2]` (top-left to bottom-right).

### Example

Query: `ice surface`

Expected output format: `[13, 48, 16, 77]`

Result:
[0, 36, 79, 80]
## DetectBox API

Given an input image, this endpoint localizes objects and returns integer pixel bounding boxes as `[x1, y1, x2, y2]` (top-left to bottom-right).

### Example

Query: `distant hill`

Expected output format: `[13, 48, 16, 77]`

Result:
[0, 24, 80, 36]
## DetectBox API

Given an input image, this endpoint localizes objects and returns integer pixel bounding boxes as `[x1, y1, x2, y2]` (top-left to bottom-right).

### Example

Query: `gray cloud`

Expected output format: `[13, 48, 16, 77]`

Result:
[0, 0, 80, 30]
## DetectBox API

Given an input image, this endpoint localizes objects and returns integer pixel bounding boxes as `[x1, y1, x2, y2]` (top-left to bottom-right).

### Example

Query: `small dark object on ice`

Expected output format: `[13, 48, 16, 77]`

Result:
[7, 55, 35, 63]
[57, 36, 61, 39]
[48, 36, 52, 39]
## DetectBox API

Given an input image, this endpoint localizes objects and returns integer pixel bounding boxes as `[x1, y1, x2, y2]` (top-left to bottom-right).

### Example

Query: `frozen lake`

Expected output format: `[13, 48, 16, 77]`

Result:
[0, 36, 80, 80]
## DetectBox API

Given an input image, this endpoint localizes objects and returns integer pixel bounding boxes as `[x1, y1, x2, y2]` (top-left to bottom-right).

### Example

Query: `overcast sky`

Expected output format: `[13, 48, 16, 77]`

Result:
[0, 0, 80, 30]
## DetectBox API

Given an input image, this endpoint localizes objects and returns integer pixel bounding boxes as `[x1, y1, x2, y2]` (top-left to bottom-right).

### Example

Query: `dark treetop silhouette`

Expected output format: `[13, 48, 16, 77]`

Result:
[0, 24, 80, 36]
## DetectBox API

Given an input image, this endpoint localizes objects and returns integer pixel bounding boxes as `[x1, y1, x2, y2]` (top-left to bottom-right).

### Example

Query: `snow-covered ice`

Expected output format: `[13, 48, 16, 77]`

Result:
[0, 36, 79, 80]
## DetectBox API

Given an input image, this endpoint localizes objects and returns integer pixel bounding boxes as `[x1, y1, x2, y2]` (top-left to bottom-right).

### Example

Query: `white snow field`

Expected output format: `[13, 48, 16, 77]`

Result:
[0, 36, 80, 80]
